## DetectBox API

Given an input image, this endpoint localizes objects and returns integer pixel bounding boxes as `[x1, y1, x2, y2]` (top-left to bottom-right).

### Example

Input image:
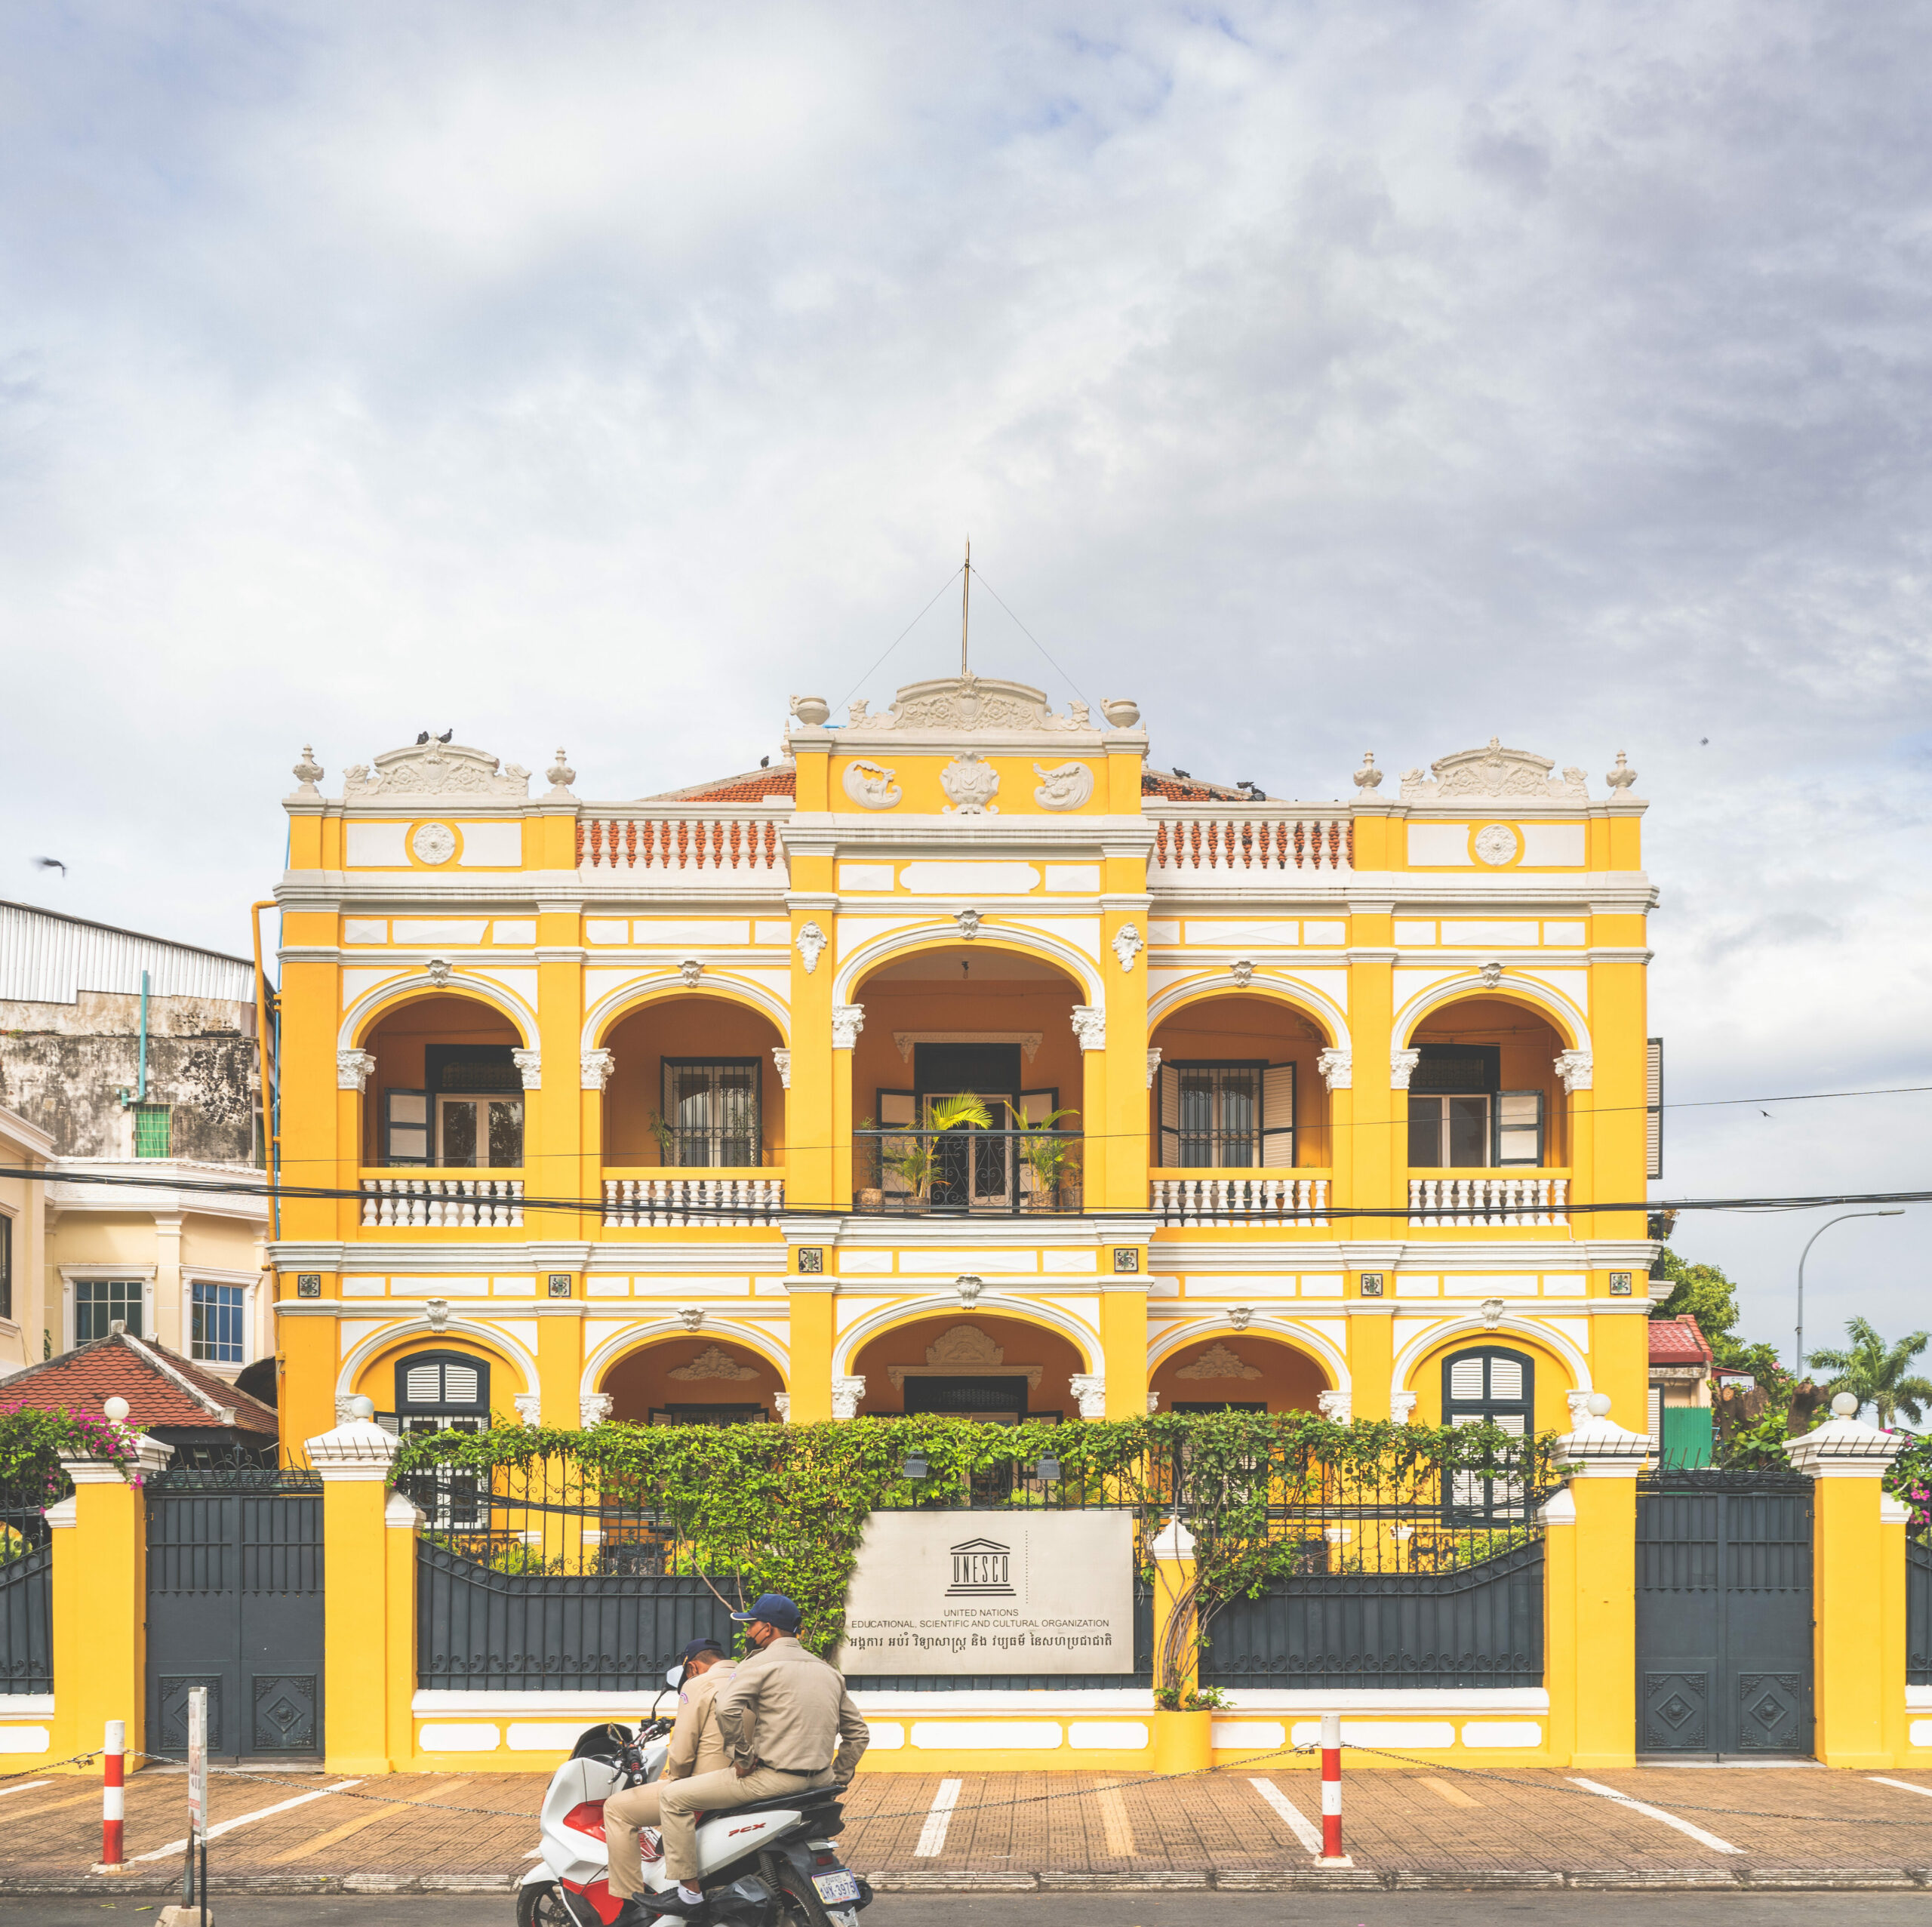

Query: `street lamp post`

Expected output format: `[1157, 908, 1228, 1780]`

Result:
[1796, 1210, 1905, 1377]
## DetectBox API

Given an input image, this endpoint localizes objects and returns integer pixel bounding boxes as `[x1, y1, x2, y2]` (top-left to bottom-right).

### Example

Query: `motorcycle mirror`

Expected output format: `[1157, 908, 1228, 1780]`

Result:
[666, 1664, 684, 1688]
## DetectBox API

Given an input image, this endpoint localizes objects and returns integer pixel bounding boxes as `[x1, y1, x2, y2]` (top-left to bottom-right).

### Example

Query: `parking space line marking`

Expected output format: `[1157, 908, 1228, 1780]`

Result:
[266, 1778, 472, 1863]
[0, 1781, 51, 1801]
[1567, 1777, 1742, 1855]
[133, 1781, 364, 1862]
[1247, 1777, 1324, 1856]
[914, 1779, 961, 1858]
[1422, 1775, 1481, 1808]
[1873, 1778, 1932, 1800]
[7, 1790, 114, 1822]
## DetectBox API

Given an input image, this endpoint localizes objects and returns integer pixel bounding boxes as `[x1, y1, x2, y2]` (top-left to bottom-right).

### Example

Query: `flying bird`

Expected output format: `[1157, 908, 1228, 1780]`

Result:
[1700, 737, 1709, 746]
[32, 857, 65, 877]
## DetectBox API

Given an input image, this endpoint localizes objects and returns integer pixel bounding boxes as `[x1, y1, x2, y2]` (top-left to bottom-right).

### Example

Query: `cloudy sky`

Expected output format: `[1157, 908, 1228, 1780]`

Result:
[3, 2, 1928, 1359]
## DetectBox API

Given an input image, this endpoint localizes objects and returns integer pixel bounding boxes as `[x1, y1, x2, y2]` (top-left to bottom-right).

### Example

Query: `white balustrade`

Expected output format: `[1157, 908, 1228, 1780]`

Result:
[602, 1176, 786, 1227]
[1407, 1176, 1568, 1227]
[360, 1178, 525, 1228]
[1151, 1177, 1329, 1227]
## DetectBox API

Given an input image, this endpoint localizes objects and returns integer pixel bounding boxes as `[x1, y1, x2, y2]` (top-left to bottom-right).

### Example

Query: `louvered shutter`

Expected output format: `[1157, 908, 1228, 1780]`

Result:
[1260, 1064, 1295, 1165]
[406, 1363, 442, 1405]
[1648, 1386, 1664, 1449]
[443, 1363, 480, 1406]
[1647, 1038, 1664, 1181]
[1487, 1357, 1524, 1402]
[1450, 1356, 1486, 1401]
[1158, 1064, 1181, 1168]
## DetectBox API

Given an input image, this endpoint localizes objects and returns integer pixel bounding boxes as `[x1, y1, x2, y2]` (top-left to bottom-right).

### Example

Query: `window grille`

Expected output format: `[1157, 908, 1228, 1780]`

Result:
[190, 1282, 245, 1364]
[134, 1105, 172, 1159]
[661, 1059, 761, 1167]
[1157, 1062, 1294, 1168]
[1405, 1046, 1543, 1168]
[76, 1279, 144, 1342]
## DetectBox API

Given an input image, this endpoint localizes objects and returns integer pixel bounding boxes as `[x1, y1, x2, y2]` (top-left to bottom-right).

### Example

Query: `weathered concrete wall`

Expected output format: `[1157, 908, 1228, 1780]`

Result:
[0, 989, 261, 1162]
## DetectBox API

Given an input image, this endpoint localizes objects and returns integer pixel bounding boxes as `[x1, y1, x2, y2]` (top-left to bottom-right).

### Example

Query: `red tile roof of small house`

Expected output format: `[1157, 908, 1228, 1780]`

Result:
[0, 1331, 277, 1437]
[1649, 1315, 1715, 1368]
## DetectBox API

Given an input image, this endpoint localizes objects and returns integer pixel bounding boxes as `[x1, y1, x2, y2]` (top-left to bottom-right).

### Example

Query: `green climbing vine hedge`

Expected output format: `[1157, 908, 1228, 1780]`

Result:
[391, 1411, 1564, 1687]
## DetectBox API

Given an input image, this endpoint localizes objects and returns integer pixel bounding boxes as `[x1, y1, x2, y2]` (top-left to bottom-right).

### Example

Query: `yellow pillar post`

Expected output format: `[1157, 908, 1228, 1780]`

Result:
[1789, 1396, 1906, 1767]
[786, 1265, 838, 1424]
[1149, 1515, 1211, 1770]
[1555, 1394, 1649, 1768]
[537, 1300, 585, 1428]
[1099, 1278, 1148, 1419]
[1541, 1485, 1579, 1766]
[385, 1485, 425, 1771]
[309, 1411, 405, 1775]
[49, 1439, 172, 1775]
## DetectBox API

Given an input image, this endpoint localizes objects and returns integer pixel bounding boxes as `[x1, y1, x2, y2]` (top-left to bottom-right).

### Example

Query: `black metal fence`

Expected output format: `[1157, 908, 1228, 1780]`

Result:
[0, 1479, 60, 1695]
[1199, 1538, 1544, 1688]
[854, 1127, 1083, 1215]
[1909, 1539, 1932, 1687]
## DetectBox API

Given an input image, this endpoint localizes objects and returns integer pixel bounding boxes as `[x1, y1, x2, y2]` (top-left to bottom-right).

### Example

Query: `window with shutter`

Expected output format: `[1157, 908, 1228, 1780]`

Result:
[1165, 1062, 1270, 1166]
[1157, 1064, 1181, 1167]
[1647, 1038, 1664, 1181]
[661, 1058, 763, 1166]
[383, 1090, 431, 1166]
[406, 1363, 443, 1404]
[1260, 1064, 1295, 1164]
[1494, 1091, 1544, 1166]
[395, 1350, 493, 1428]
[1648, 1386, 1664, 1449]
[1441, 1347, 1536, 1524]
[442, 1363, 480, 1405]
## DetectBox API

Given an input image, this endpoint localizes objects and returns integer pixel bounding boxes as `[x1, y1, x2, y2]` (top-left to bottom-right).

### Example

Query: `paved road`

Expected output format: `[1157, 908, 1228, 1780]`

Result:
[8, 1898, 1932, 1926]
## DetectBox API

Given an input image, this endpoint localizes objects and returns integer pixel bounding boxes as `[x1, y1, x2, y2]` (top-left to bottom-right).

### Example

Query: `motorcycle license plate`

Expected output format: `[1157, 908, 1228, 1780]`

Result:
[812, 1871, 861, 1905]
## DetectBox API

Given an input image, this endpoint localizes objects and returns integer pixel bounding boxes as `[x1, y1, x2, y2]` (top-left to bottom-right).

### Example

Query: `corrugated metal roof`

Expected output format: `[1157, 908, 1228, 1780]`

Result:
[0, 900, 253, 1005]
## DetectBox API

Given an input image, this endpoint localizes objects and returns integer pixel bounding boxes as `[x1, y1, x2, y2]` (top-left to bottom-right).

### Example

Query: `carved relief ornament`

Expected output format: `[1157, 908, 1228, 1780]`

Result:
[337, 1049, 376, 1092]
[1174, 1341, 1262, 1382]
[842, 759, 902, 809]
[669, 1344, 759, 1382]
[1316, 1048, 1352, 1091]
[1032, 759, 1095, 809]
[1398, 737, 1587, 804]
[1112, 925, 1143, 972]
[940, 752, 1001, 814]
[857, 673, 1091, 734]
[795, 922, 827, 974]
[340, 741, 531, 799]
[1070, 1005, 1106, 1051]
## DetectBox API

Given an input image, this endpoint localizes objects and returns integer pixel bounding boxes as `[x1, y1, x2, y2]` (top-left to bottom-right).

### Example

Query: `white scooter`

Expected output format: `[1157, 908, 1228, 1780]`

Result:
[518, 1669, 872, 1927]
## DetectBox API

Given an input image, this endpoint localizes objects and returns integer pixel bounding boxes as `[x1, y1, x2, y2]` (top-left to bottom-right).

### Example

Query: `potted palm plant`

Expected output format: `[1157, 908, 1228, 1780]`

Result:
[1015, 1107, 1081, 1211]
[881, 1091, 992, 1210]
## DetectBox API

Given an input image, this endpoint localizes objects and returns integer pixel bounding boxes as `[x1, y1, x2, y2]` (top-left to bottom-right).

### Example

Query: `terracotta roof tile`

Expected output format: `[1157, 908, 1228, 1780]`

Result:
[1142, 769, 1251, 802]
[646, 766, 796, 803]
[1648, 1315, 1714, 1367]
[0, 1333, 277, 1436]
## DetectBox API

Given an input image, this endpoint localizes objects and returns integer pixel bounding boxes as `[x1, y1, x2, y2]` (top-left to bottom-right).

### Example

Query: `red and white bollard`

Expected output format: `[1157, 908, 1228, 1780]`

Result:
[1318, 1710, 1345, 1862]
[101, 1719, 125, 1870]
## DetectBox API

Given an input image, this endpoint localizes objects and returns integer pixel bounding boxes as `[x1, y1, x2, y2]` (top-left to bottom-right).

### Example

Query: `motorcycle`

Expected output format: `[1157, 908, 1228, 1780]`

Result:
[518, 1667, 873, 1927]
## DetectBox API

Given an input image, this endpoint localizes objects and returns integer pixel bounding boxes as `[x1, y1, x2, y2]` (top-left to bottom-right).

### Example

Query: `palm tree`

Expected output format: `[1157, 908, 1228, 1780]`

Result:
[1807, 1317, 1932, 1429]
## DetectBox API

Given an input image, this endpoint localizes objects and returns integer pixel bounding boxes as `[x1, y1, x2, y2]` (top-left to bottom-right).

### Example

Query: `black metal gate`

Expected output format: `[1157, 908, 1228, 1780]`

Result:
[1635, 1471, 1814, 1756]
[146, 1470, 325, 1760]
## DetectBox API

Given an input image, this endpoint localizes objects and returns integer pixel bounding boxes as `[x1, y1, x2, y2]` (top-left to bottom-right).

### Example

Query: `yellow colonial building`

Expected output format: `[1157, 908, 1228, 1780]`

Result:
[269, 676, 1657, 1460]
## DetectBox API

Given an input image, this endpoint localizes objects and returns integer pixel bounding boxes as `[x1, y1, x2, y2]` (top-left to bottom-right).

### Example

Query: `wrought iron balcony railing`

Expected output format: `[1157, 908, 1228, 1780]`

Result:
[854, 1126, 1082, 1215]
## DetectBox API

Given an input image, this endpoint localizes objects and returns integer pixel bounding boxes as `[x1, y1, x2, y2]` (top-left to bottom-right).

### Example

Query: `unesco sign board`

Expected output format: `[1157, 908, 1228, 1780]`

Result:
[834, 1510, 1135, 1675]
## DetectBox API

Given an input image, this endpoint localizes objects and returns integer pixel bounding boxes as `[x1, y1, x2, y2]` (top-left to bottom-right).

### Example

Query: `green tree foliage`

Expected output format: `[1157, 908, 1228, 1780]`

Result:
[1807, 1317, 1932, 1429]
[1650, 1245, 1783, 1381]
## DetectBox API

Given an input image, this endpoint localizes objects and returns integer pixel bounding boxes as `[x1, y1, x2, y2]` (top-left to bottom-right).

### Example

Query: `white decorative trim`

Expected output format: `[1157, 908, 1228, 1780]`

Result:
[337, 1049, 377, 1093]
[1555, 1394, 1651, 1477]
[1566, 1390, 1593, 1426]
[1146, 974, 1350, 1054]
[1784, 1405, 1908, 1479]
[339, 968, 537, 1055]
[1390, 1048, 1421, 1091]
[1554, 1050, 1593, 1094]
[1399, 738, 1588, 804]
[305, 1417, 399, 1482]
[1228, 1306, 1254, 1329]
[333, 1315, 540, 1408]
[578, 1319, 790, 1402]
[832, 919, 1104, 1007]
[678, 958, 704, 987]
[831, 1375, 867, 1421]
[1317, 1048, 1352, 1091]
[1070, 1005, 1106, 1051]
[842, 759, 902, 809]
[1389, 1316, 1590, 1411]
[955, 908, 982, 940]
[1391, 1391, 1419, 1424]
[774, 1393, 792, 1424]
[771, 1048, 792, 1090]
[412, 821, 458, 865]
[1112, 925, 1143, 973]
[1605, 753, 1638, 793]
[580, 1393, 614, 1427]
[426, 1297, 451, 1333]
[580, 971, 789, 1057]
[1478, 960, 1504, 989]
[795, 922, 827, 974]
[832, 1004, 866, 1050]
[513, 1393, 542, 1424]
[668, 1344, 761, 1383]
[1146, 1316, 1350, 1395]
[1175, 1341, 1260, 1382]
[426, 958, 454, 987]
[512, 1048, 543, 1091]
[1230, 959, 1255, 988]
[896, 1030, 1041, 1064]
[1070, 1373, 1107, 1420]
[1317, 1391, 1352, 1424]
[1146, 1392, 1161, 1413]
[1033, 759, 1095, 810]
[580, 1048, 614, 1091]
[1146, 1048, 1162, 1089]
[834, 1294, 1100, 1380]
[1151, 1515, 1195, 1560]
[851, 673, 1094, 736]
[341, 740, 530, 799]
[940, 752, 1001, 814]
[678, 1306, 706, 1332]
[1472, 827, 1519, 869]
[1393, 972, 1589, 1057]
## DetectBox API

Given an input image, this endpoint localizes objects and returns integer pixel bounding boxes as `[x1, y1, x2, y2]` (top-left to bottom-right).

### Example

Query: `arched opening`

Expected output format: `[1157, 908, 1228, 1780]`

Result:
[851, 945, 1087, 1215]
[1403, 996, 1568, 1174]
[1402, 1329, 1578, 1436]
[1150, 1333, 1331, 1414]
[361, 994, 525, 1169]
[1149, 995, 1332, 1172]
[849, 1313, 1088, 1421]
[601, 996, 786, 1169]
[599, 1335, 786, 1426]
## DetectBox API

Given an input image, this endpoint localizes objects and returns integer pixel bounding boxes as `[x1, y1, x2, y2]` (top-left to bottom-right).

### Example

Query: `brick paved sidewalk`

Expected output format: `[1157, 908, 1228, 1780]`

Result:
[8, 1763, 1932, 1892]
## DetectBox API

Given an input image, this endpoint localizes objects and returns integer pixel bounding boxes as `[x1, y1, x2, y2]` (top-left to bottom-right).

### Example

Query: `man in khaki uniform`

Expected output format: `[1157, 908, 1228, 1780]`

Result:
[605, 1639, 737, 1904]
[652, 1593, 869, 1914]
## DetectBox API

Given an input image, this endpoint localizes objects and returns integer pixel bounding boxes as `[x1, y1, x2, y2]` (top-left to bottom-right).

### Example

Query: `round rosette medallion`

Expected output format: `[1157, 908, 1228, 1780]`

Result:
[411, 821, 458, 865]
[1471, 822, 1520, 867]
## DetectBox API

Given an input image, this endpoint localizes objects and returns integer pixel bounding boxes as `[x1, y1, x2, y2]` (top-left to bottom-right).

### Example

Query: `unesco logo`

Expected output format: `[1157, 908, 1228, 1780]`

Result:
[946, 1535, 1016, 1599]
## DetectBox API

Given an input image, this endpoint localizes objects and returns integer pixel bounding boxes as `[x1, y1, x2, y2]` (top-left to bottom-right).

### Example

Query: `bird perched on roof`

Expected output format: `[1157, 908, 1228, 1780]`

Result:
[437, 728, 453, 743]
[417, 731, 430, 744]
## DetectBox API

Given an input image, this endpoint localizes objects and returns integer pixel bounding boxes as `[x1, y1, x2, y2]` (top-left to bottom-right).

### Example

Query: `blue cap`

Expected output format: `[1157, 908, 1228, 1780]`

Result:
[730, 1592, 801, 1633]
[680, 1637, 726, 1663]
